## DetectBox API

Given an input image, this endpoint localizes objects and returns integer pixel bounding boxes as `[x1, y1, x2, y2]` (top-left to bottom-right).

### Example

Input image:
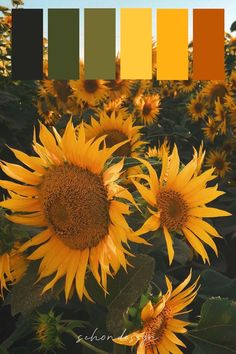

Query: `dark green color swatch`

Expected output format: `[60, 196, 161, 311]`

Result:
[48, 9, 79, 79]
[84, 9, 116, 79]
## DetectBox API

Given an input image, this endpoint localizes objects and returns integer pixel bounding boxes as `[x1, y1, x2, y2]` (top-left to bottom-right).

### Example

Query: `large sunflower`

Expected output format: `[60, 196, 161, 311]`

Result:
[0, 121, 146, 301]
[84, 111, 144, 158]
[114, 271, 199, 354]
[132, 146, 230, 264]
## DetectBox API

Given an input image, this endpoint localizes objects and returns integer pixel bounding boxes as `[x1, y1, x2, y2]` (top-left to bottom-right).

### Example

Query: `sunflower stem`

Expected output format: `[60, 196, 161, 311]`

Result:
[63, 328, 111, 354]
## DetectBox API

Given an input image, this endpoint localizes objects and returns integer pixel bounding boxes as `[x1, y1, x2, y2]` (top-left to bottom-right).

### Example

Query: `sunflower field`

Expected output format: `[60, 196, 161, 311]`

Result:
[1, 2, 236, 354]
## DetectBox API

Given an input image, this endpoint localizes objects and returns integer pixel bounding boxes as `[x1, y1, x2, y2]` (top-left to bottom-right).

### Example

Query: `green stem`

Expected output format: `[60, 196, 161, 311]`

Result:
[64, 328, 111, 354]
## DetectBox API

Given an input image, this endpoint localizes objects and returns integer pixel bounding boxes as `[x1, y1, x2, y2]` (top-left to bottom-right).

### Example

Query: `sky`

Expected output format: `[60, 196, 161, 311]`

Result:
[2, 0, 236, 56]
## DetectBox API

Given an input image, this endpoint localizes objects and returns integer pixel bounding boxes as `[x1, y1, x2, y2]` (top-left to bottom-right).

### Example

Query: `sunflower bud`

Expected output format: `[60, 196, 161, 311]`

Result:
[34, 310, 64, 352]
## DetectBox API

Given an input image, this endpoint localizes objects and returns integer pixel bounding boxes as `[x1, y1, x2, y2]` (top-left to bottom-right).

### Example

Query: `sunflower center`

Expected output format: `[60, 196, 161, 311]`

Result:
[101, 129, 131, 157]
[144, 306, 171, 347]
[194, 102, 203, 113]
[157, 189, 188, 230]
[214, 158, 224, 170]
[83, 80, 99, 93]
[143, 103, 152, 116]
[39, 165, 110, 249]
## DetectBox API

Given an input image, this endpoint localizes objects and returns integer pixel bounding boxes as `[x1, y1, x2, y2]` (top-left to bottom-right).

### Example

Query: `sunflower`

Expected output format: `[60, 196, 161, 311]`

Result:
[202, 117, 219, 143]
[107, 58, 134, 100]
[0, 251, 12, 296]
[147, 139, 170, 160]
[70, 64, 109, 107]
[187, 95, 208, 121]
[42, 80, 73, 111]
[160, 85, 174, 99]
[0, 121, 147, 301]
[135, 94, 161, 125]
[230, 71, 236, 91]
[214, 99, 228, 135]
[193, 142, 205, 176]
[114, 271, 199, 354]
[222, 138, 236, 155]
[36, 96, 59, 125]
[96, 98, 129, 119]
[132, 146, 230, 264]
[9, 244, 28, 284]
[202, 81, 231, 106]
[228, 36, 236, 54]
[0, 243, 28, 297]
[229, 105, 236, 128]
[205, 150, 231, 178]
[178, 74, 197, 93]
[84, 111, 144, 158]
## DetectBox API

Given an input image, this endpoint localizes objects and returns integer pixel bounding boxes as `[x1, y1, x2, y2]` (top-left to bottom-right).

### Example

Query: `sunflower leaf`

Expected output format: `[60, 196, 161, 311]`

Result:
[106, 254, 155, 336]
[187, 297, 236, 353]
[6, 262, 63, 316]
[199, 269, 236, 300]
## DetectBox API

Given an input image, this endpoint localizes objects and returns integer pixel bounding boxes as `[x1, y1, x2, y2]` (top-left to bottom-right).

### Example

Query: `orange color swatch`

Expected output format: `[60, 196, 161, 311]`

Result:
[193, 9, 225, 80]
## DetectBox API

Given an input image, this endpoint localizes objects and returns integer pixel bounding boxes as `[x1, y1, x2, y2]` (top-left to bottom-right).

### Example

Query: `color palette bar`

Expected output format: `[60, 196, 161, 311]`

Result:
[11, 8, 226, 81]
[193, 9, 225, 80]
[12, 9, 43, 80]
[84, 9, 116, 80]
[157, 9, 188, 80]
[120, 8, 152, 79]
[48, 9, 79, 80]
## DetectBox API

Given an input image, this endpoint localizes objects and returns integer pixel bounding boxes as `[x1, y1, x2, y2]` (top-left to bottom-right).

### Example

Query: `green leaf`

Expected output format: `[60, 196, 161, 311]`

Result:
[188, 334, 236, 354]
[106, 254, 155, 336]
[187, 298, 236, 353]
[199, 270, 236, 300]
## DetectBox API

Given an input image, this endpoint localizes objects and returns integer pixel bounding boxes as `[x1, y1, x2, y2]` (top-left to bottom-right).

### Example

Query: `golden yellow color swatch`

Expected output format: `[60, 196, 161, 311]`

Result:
[157, 9, 188, 80]
[120, 8, 152, 79]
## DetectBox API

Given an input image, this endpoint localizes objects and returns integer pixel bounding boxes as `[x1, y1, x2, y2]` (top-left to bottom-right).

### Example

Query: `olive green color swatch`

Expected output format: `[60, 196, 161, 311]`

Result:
[48, 9, 79, 79]
[84, 9, 116, 79]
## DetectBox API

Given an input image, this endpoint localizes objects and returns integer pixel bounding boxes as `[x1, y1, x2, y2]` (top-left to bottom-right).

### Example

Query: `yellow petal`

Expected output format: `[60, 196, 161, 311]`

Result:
[163, 226, 174, 265]
[136, 215, 160, 236]
[75, 248, 89, 301]
[190, 207, 231, 218]
[183, 227, 209, 263]
[141, 300, 154, 321]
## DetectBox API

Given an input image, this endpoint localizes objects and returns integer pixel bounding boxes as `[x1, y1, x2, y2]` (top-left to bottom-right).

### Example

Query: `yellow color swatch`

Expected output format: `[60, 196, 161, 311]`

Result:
[157, 9, 188, 80]
[120, 8, 152, 79]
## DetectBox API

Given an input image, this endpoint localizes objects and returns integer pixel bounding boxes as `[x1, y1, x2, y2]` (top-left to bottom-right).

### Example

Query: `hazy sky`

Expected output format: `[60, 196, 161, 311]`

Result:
[2, 0, 236, 56]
